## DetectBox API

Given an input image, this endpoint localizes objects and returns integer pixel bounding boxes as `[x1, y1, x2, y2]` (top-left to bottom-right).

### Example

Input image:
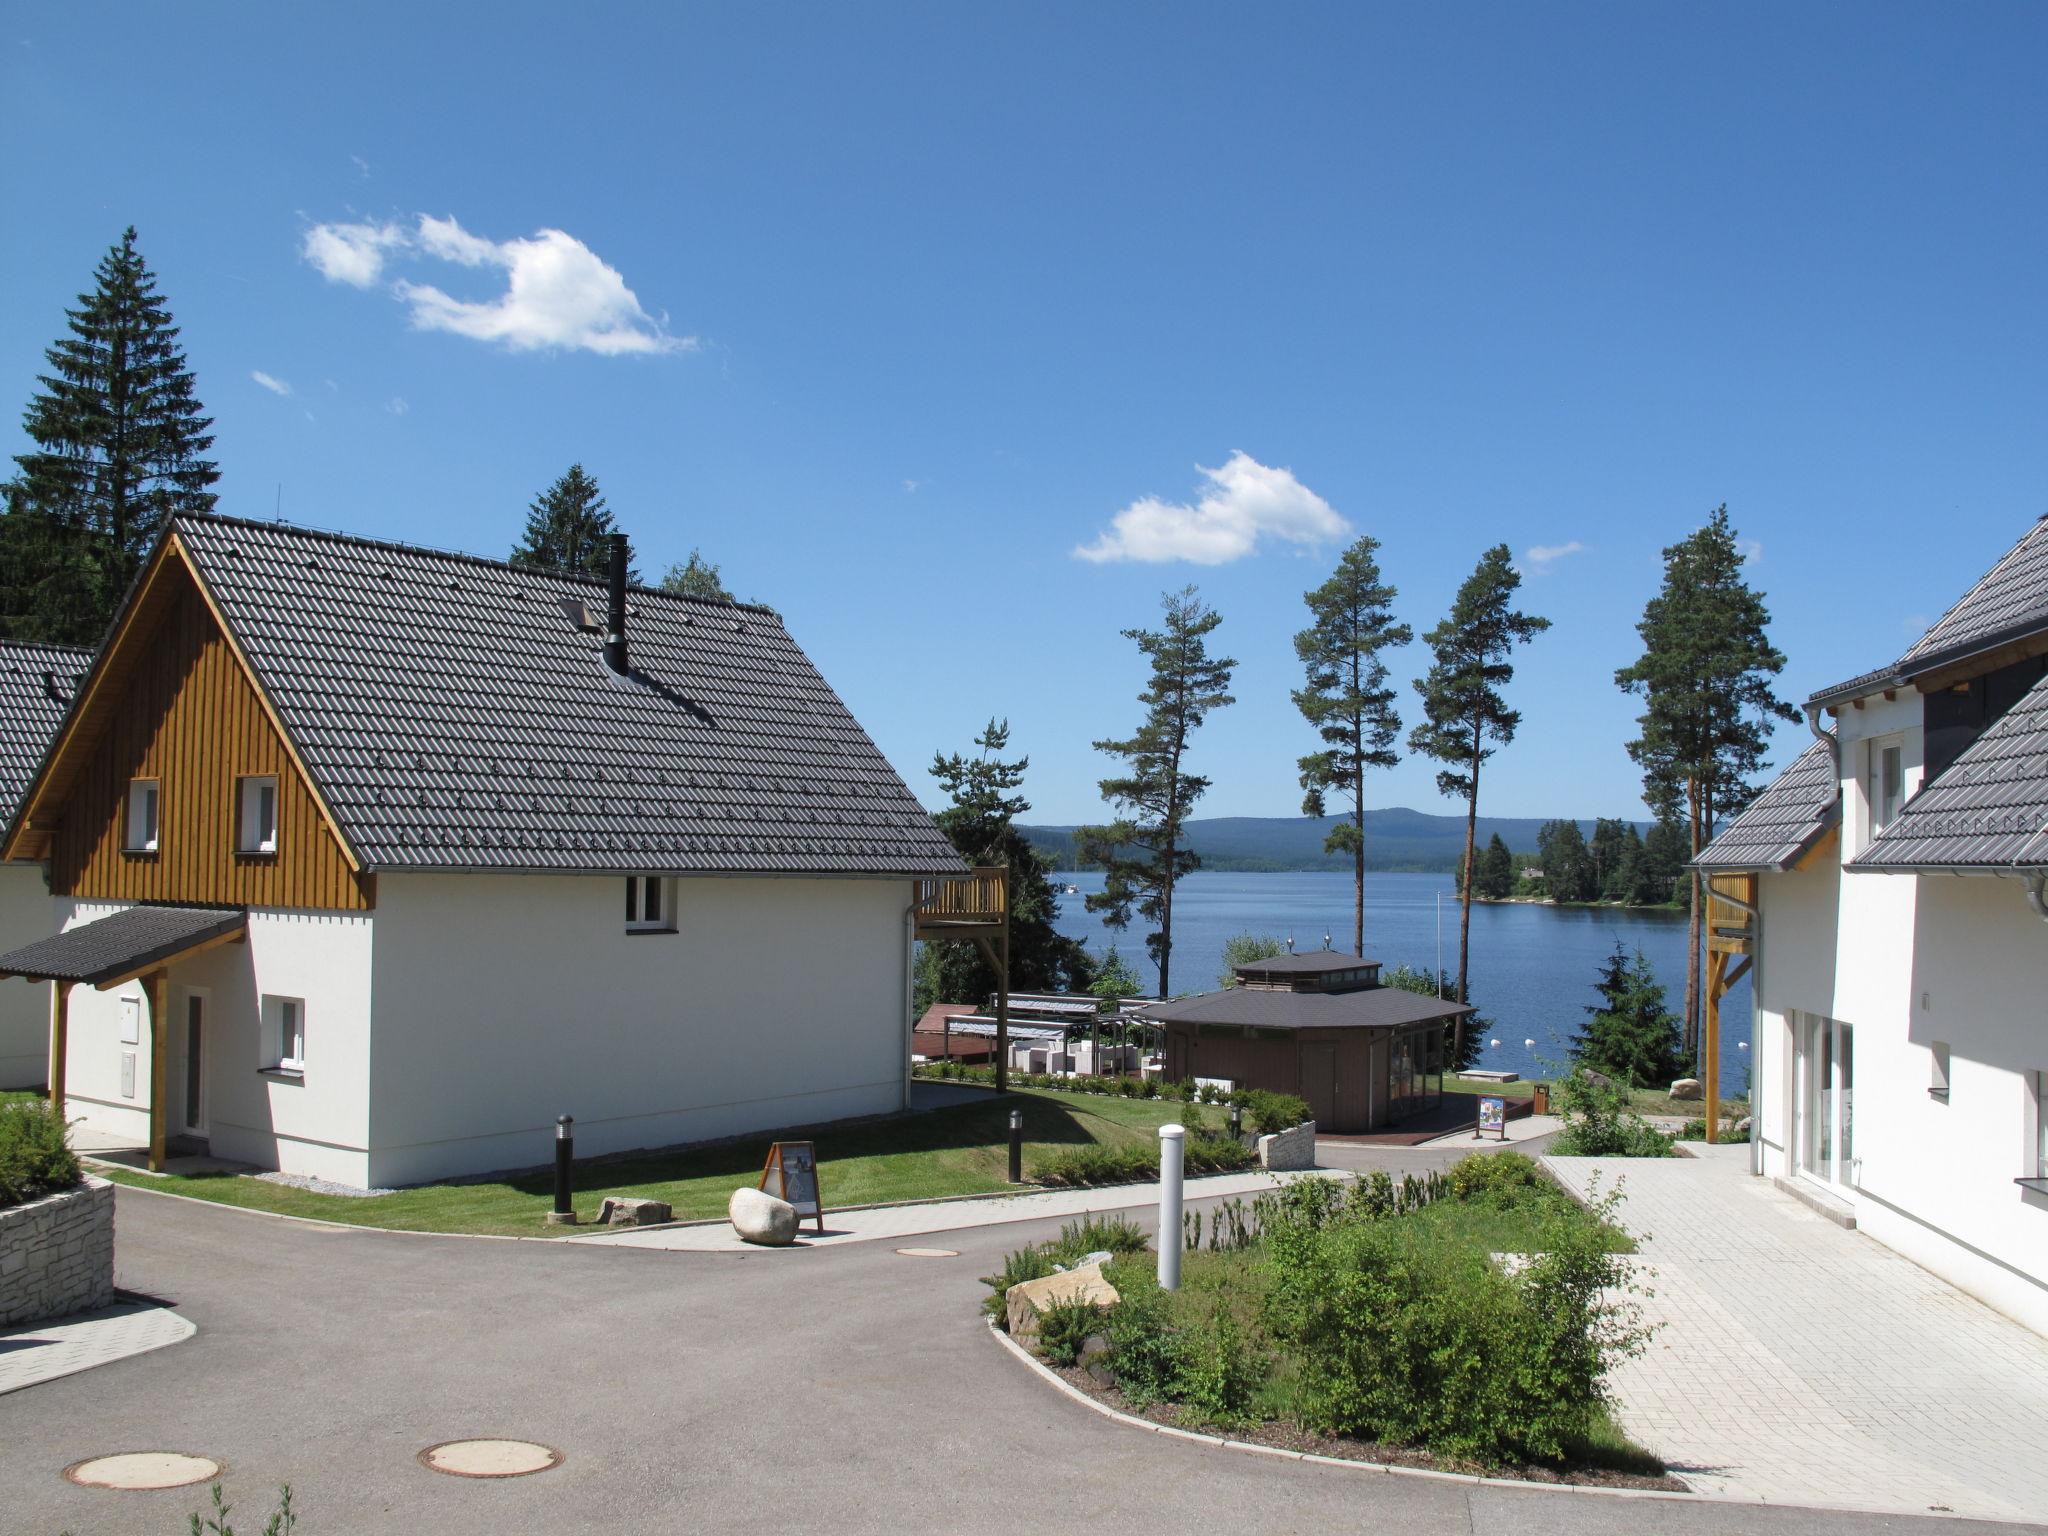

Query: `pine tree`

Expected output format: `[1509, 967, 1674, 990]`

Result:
[2, 227, 218, 642]
[1293, 535, 1412, 957]
[1477, 833, 1515, 899]
[1537, 818, 1595, 902]
[1408, 546, 1548, 1002]
[1615, 507, 1795, 1061]
[1588, 818, 1631, 902]
[1078, 586, 1236, 998]
[660, 548, 733, 602]
[510, 465, 631, 579]
[913, 719, 1095, 1017]
[1570, 944, 1688, 1087]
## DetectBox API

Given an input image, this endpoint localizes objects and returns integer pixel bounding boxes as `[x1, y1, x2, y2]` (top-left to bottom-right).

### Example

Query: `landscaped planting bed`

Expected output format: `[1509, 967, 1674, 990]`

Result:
[988, 1152, 1678, 1488]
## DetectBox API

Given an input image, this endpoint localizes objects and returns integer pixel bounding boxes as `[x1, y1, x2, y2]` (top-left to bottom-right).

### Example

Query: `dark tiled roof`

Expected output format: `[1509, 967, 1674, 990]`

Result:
[1139, 986, 1472, 1031]
[1232, 947, 1374, 978]
[0, 904, 246, 985]
[1693, 740, 1840, 871]
[0, 641, 90, 821]
[1896, 519, 2048, 675]
[1854, 670, 2048, 870]
[170, 514, 962, 877]
[1806, 519, 2048, 708]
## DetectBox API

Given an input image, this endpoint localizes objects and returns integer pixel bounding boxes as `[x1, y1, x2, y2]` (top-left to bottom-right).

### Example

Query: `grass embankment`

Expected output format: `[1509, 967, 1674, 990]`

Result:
[92, 1086, 1221, 1238]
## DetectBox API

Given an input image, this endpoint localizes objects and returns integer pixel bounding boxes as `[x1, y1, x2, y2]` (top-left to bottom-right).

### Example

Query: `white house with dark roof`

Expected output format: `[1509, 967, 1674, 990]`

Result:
[0, 514, 963, 1186]
[1698, 516, 2048, 1335]
[0, 640, 91, 1087]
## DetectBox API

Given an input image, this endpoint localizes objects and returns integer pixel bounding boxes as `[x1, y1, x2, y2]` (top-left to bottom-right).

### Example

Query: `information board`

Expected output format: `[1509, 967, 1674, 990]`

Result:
[1477, 1095, 1508, 1141]
[760, 1141, 824, 1231]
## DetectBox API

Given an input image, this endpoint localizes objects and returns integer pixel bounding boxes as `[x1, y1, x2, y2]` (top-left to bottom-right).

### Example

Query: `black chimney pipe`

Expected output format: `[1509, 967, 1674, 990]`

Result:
[603, 533, 629, 675]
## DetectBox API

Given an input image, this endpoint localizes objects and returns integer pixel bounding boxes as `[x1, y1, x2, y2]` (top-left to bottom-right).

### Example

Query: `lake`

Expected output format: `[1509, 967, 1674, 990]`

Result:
[1046, 869, 1752, 1097]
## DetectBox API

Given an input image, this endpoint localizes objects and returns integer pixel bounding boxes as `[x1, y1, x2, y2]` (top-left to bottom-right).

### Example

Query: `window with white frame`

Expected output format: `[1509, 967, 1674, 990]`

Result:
[237, 775, 279, 854]
[625, 875, 673, 933]
[1930, 1041, 1951, 1103]
[1868, 739, 1904, 835]
[126, 779, 160, 852]
[263, 995, 306, 1074]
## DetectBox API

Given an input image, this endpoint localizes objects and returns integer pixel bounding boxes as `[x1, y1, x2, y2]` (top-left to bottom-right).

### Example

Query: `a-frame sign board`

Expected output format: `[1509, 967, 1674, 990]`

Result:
[760, 1141, 825, 1232]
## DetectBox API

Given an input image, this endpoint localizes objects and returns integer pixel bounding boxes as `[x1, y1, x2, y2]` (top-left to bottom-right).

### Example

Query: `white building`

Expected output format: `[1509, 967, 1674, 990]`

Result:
[0, 641, 91, 1088]
[0, 515, 962, 1187]
[1698, 517, 2048, 1336]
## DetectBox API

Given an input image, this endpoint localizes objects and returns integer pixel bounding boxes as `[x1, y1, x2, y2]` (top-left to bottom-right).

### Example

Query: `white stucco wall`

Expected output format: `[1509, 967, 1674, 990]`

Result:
[364, 874, 913, 1186]
[56, 903, 376, 1186]
[0, 865, 55, 1088]
[1751, 854, 1840, 1178]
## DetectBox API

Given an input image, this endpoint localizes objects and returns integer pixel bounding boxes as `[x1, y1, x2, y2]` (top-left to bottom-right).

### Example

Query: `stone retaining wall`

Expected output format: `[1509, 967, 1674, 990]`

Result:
[0, 1177, 114, 1327]
[1256, 1121, 1316, 1171]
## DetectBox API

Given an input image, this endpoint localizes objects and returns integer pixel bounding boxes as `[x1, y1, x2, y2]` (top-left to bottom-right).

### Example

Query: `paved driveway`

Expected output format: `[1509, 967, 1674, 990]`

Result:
[1546, 1149, 2048, 1523]
[2, 1181, 2039, 1536]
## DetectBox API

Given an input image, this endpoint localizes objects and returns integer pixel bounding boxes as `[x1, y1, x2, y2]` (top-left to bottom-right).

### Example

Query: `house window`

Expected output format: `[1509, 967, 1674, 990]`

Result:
[1869, 740, 1904, 834]
[263, 996, 306, 1074]
[625, 875, 674, 933]
[237, 775, 279, 854]
[126, 779, 160, 852]
[1930, 1042, 1950, 1103]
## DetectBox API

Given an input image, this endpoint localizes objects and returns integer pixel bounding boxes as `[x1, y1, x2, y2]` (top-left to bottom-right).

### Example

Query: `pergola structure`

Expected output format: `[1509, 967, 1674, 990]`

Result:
[1702, 872, 1758, 1144]
[911, 867, 1012, 1090]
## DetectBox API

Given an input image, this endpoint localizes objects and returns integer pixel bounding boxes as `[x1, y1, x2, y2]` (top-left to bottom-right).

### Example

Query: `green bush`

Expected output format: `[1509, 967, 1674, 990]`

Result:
[0, 1101, 79, 1208]
[980, 1243, 1059, 1318]
[1036, 1297, 1102, 1366]
[1184, 1128, 1256, 1174]
[1053, 1214, 1148, 1260]
[1447, 1150, 1543, 1204]
[1030, 1143, 1158, 1187]
[1549, 1070, 1676, 1158]
[1232, 1088, 1311, 1135]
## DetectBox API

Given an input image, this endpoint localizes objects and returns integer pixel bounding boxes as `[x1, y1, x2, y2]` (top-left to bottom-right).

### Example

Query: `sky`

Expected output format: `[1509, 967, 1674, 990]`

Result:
[3, 5, 2044, 826]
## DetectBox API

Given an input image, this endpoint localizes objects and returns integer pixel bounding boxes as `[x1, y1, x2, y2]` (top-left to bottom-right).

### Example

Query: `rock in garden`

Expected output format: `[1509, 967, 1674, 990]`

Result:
[599, 1196, 672, 1227]
[1734, 1116, 1753, 1135]
[729, 1186, 800, 1246]
[1669, 1077, 1704, 1101]
[1582, 1070, 1613, 1089]
[1006, 1260, 1119, 1340]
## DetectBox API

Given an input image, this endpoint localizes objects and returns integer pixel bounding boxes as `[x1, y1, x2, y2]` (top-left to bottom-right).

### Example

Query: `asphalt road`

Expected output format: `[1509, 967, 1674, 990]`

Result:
[3, 1178, 2037, 1536]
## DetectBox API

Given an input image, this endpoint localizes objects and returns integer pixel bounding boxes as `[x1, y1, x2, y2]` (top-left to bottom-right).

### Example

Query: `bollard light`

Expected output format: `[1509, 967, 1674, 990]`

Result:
[1007, 1108, 1024, 1184]
[549, 1114, 576, 1225]
[1229, 1103, 1243, 1141]
[1157, 1124, 1185, 1291]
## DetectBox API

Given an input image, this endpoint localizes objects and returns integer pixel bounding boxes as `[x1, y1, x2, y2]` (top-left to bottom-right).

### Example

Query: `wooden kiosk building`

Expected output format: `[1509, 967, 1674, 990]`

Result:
[1146, 949, 1473, 1134]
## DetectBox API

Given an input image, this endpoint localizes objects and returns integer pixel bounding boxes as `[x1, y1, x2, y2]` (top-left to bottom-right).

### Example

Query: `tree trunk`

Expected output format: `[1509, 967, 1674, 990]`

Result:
[1352, 776, 1365, 959]
[1684, 779, 1703, 1065]
[1157, 858, 1172, 1002]
[1457, 739, 1480, 1005]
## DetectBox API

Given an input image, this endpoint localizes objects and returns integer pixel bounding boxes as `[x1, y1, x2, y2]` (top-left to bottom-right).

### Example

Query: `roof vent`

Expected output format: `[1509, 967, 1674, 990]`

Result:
[558, 597, 598, 633]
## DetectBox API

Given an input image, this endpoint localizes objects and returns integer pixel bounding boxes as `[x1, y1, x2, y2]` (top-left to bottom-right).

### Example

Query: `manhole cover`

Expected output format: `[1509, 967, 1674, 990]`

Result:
[65, 1452, 222, 1490]
[417, 1439, 563, 1479]
[896, 1247, 960, 1258]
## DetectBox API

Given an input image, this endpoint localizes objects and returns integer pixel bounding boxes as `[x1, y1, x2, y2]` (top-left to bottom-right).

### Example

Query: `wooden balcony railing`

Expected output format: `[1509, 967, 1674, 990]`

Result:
[913, 867, 1008, 935]
[1705, 873, 1757, 954]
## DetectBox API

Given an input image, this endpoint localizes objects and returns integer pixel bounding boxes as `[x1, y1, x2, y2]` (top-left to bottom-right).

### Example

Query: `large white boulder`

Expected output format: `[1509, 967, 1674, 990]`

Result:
[729, 1186, 800, 1246]
[1005, 1260, 1119, 1339]
[1669, 1078, 1704, 1101]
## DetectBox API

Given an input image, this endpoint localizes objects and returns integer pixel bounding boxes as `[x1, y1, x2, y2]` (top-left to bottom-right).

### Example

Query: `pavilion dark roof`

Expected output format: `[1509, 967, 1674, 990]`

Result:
[148, 514, 962, 877]
[1139, 986, 1472, 1032]
[0, 641, 90, 823]
[1231, 947, 1376, 979]
[1693, 740, 1840, 872]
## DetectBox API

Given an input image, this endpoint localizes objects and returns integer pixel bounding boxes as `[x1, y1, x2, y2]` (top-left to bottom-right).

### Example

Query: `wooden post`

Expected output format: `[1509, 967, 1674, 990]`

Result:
[146, 967, 169, 1172]
[47, 982, 69, 1122]
[994, 918, 1010, 1095]
[1704, 949, 1724, 1145]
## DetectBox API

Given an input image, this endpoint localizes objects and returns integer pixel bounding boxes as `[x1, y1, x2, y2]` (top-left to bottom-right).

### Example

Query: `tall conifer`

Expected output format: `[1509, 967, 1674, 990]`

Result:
[511, 464, 630, 579]
[3, 227, 218, 642]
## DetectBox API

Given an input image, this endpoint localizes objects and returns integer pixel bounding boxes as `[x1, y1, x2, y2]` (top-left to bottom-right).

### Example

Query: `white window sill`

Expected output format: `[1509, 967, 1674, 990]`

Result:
[259, 1067, 305, 1083]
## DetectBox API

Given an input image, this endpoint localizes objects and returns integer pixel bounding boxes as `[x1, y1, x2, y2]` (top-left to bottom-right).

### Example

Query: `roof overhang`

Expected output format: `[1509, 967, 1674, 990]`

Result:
[0, 905, 248, 989]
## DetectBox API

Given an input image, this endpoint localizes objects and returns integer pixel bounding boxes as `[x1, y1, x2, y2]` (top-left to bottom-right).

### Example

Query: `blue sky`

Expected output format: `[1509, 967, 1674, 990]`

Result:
[4, 5, 2044, 826]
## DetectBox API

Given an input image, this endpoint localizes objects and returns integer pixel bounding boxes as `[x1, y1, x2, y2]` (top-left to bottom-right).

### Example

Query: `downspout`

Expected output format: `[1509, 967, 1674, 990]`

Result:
[1805, 703, 1840, 783]
[2023, 869, 2048, 926]
[901, 894, 919, 1112]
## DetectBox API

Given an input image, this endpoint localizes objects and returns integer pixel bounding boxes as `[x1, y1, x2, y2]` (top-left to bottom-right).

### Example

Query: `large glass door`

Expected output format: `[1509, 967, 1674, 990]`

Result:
[1798, 1013, 1855, 1187]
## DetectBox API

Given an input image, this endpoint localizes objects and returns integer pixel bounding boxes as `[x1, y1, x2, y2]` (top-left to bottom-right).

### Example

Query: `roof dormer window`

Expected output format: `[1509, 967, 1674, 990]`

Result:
[125, 779, 160, 853]
[237, 775, 279, 855]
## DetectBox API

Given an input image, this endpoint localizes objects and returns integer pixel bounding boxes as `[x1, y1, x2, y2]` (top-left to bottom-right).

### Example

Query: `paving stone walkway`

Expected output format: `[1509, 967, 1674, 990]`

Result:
[1545, 1150, 2048, 1523]
[0, 1299, 193, 1396]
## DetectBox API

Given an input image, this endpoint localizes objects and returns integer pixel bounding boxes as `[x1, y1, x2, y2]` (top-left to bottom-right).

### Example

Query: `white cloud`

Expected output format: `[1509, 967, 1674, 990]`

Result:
[386, 396, 410, 416]
[1074, 451, 1349, 565]
[301, 213, 692, 356]
[1522, 540, 1584, 571]
[250, 370, 293, 397]
[350, 154, 371, 180]
[903, 478, 921, 493]
[1740, 538, 1764, 565]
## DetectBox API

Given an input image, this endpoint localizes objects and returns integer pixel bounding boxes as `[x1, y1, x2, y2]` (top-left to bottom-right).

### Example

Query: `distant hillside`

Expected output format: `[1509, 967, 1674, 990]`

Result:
[1020, 809, 1645, 874]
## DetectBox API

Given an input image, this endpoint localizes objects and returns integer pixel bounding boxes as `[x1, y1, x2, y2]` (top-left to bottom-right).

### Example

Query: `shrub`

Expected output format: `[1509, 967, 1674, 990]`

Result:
[1030, 1143, 1158, 1187]
[980, 1243, 1059, 1319]
[1232, 1088, 1311, 1135]
[1447, 1150, 1543, 1205]
[1101, 1264, 1183, 1408]
[1036, 1297, 1102, 1366]
[1549, 1069, 1675, 1158]
[1184, 1128, 1256, 1174]
[1052, 1214, 1148, 1260]
[0, 1101, 79, 1208]
[1171, 1307, 1261, 1426]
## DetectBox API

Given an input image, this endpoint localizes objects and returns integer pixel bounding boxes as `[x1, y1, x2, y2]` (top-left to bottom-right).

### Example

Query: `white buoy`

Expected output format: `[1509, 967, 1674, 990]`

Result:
[1157, 1124, 1184, 1292]
[1524, 1038, 1535, 1048]
[1738, 1041, 1750, 1050]
[1489, 1038, 1500, 1049]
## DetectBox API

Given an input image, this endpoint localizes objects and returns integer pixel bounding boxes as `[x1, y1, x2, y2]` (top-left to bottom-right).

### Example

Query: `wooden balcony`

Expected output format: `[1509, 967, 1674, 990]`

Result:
[913, 867, 1008, 939]
[1705, 873, 1758, 955]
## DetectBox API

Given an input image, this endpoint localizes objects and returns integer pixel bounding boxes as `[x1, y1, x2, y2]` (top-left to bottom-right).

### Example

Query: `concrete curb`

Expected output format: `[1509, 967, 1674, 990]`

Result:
[984, 1319, 2040, 1524]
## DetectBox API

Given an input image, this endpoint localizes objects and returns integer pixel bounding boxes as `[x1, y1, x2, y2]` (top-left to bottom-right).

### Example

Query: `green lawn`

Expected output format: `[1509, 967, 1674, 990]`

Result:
[92, 1086, 1221, 1238]
[1, 1089, 42, 1110]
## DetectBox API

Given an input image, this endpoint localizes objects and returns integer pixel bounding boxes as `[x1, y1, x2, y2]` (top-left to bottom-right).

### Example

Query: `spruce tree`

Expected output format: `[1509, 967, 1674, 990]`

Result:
[1477, 833, 1515, 899]
[1570, 944, 1688, 1087]
[1408, 546, 1548, 1002]
[510, 465, 631, 579]
[3, 227, 218, 642]
[1293, 535, 1412, 957]
[1078, 586, 1236, 998]
[660, 548, 734, 602]
[1615, 507, 1795, 1061]
[913, 719, 1095, 1017]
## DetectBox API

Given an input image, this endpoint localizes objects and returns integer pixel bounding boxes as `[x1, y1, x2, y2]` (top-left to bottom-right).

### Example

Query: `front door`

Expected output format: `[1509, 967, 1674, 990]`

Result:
[1797, 1013, 1854, 1187]
[1299, 1043, 1337, 1129]
[179, 991, 207, 1138]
